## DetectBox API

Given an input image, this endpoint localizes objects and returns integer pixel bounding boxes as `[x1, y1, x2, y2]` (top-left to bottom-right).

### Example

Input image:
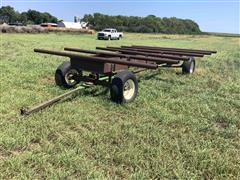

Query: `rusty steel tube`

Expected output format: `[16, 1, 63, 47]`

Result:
[123, 46, 212, 55]
[64, 47, 180, 63]
[20, 86, 86, 115]
[34, 49, 158, 69]
[96, 47, 189, 61]
[130, 45, 217, 54]
[109, 46, 205, 57]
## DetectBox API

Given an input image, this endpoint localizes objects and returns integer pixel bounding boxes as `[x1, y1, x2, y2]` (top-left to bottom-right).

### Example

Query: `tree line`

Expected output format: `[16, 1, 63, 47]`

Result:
[82, 13, 202, 34]
[0, 6, 202, 34]
[0, 6, 58, 25]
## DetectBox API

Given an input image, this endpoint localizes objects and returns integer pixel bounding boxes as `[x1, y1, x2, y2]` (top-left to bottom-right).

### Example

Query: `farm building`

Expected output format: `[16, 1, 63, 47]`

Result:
[57, 21, 89, 29]
[40, 23, 58, 28]
[57, 16, 89, 29]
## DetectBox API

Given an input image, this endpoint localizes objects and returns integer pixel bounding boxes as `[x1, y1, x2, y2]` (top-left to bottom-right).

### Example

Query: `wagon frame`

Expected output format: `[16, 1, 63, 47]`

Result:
[21, 45, 216, 115]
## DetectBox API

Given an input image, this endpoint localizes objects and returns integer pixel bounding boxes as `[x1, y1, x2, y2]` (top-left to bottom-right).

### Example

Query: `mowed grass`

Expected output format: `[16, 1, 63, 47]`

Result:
[0, 33, 239, 179]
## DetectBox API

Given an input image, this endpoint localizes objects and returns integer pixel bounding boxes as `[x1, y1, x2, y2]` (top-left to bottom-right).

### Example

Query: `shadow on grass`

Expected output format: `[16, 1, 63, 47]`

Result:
[56, 70, 187, 106]
[138, 71, 185, 85]
[63, 87, 109, 102]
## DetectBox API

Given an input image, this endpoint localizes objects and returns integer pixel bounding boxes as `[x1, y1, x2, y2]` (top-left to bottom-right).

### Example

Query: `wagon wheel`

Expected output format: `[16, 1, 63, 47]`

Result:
[55, 61, 82, 88]
[182, 57, 196, 74]
[110, 70, 138, 103]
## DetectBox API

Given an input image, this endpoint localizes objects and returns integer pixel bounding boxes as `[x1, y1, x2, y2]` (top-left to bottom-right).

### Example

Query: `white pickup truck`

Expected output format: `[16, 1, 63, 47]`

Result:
[97, 28, 123, 40]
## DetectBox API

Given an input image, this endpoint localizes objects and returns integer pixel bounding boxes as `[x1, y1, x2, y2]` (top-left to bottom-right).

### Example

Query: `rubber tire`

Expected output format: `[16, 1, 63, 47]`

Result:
[110, 71, 138, 104]
[182, 57, 196, 74]
[55, 61, 81, 88]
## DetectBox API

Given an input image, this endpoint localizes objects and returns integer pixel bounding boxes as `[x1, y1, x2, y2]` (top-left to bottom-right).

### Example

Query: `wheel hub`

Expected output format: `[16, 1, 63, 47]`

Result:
[65, 69, 79, 86]
[189, 61, 194, 73]
[123, 79, 135, 100]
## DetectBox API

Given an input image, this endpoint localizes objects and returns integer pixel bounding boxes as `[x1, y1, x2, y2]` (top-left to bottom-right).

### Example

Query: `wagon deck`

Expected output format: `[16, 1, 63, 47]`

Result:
[35, 45, 216, 73]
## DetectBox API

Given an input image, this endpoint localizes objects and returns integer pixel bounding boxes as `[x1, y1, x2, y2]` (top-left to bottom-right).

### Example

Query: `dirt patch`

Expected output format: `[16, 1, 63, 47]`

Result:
[0, 145, 11, 159]
[10, 142, 40, 157]
[39, 76, 54, 85]
[236, 122, 240, 129]
[215, 119, 229, 130]
[195, 67, 208, 76]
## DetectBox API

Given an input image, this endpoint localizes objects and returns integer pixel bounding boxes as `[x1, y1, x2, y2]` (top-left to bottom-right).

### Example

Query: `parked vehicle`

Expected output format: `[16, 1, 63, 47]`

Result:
[97, 28, 123, 40]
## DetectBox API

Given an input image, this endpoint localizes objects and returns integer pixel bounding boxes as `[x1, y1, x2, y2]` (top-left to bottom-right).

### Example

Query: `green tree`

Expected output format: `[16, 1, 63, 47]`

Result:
[19, 12, 28, 25]
[0, 6, 17, 23]
[83, 12, 202, 34]
[0, 6, 58, 25]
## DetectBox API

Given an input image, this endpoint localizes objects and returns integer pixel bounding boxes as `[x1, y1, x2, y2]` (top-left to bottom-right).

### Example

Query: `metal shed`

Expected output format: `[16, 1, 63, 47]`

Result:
[57, 21, 83, 29]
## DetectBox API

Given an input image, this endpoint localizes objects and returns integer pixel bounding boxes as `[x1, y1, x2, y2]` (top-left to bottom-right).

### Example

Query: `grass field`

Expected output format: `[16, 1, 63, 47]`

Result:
[0, 33, 240, 179]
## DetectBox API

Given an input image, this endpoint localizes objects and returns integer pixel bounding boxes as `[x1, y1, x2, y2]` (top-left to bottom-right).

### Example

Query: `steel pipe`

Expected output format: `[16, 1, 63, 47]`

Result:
[122, 46, 212, 55]
[131, 45, 217, 54]
[109, 46, 205, 57]
[20, 86, 86, 115]
[96, 47, 190, 61]
[64, 47, 180, 64]
[34, 49, 158, 69]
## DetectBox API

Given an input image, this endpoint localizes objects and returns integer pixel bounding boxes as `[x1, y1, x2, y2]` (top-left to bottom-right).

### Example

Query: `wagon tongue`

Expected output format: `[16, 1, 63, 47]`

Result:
[20, 86, 87, 116]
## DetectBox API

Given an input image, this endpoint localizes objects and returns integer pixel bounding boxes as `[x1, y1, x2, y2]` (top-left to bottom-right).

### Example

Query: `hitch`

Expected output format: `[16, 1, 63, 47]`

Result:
[20, 86, 86, 116]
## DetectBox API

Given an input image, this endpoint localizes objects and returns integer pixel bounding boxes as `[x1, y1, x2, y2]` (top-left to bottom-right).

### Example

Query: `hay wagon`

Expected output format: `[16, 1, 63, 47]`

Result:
[34, 45, 216, 103]
[21, 45, 216, 115]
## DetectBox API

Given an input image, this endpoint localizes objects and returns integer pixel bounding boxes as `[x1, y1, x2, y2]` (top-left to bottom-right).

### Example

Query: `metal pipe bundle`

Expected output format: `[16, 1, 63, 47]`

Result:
[34, 49, 158, 69]
[64, 47, 180, 64]
[109, 46, 205, 57]
[130, 45, 217, 54]
[96, 47, 190, 60]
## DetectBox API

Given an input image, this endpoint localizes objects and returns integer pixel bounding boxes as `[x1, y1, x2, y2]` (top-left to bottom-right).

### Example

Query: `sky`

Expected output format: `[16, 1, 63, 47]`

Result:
[1, 0, 240, 34]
